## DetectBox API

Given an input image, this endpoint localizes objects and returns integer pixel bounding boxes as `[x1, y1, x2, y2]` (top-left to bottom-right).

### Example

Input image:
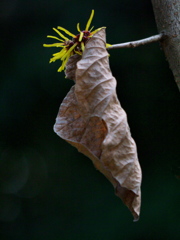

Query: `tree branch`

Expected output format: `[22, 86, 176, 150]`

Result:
[151, 0, 180, 91]
[107, 33, 164, 50]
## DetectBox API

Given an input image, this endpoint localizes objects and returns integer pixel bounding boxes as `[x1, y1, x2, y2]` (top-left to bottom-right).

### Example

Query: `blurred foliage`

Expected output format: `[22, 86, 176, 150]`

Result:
[0, 0, 180, 239]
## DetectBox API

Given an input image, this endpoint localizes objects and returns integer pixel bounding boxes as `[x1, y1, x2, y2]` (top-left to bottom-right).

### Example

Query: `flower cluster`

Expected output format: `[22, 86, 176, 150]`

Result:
[43, 10, 111, 72]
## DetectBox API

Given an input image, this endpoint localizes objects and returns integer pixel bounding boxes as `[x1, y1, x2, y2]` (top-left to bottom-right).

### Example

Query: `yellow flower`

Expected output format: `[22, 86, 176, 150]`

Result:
[43, 10, 111, 72]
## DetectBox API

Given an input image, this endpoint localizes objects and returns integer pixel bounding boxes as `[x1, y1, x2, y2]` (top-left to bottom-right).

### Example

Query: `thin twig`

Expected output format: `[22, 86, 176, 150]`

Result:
[107, 33, 164, 50]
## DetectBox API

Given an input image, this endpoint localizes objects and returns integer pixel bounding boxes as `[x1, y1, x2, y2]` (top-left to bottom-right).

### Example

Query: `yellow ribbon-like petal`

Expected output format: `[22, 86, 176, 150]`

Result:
[77, 23, 81, 32]
[58, 53, 71, 72]
[57, 26, 76, 38]
[89, 26, 94, 32]
[81, 42, 85, 52]
[91, 27, 105, 36]
[49, 48, 67, 62]
[61, 42, 78, 61]
[85, 9, 94, 31]
[74, 49, 82, 55]
[43, 43, 64, 48]
[52, 49, 66, 56]
[47, 35, 64, 42]
[53, 28, 69, 40]
[106, 43, 112, 48]
[79, 31, 84, 42]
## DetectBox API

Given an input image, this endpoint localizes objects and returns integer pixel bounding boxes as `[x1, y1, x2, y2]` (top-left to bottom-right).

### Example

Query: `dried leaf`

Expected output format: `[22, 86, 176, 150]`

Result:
[54, 29, 142, 220]
[65, 54, 81, 81]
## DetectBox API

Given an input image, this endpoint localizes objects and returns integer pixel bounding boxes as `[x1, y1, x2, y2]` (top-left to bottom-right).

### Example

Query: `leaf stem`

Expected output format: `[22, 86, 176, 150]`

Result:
[107, 33, 164, 50]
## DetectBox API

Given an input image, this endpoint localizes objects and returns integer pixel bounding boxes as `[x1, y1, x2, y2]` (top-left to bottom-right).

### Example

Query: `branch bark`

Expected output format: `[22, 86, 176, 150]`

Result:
[107, 34, 163, 50]
[151, 0, 180, 91]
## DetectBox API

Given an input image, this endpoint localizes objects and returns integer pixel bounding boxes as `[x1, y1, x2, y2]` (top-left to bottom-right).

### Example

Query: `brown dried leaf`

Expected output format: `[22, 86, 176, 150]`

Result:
[54, 29, 142, 221]
[65, 54, 81, 81]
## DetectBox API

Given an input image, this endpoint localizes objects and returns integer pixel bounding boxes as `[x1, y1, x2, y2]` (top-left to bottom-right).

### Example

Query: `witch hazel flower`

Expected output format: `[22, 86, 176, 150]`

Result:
[43, 10, 111, 72]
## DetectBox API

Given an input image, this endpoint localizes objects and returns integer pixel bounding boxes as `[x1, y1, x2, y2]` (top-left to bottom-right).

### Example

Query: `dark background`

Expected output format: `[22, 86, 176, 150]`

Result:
[0, 0, 180, 239]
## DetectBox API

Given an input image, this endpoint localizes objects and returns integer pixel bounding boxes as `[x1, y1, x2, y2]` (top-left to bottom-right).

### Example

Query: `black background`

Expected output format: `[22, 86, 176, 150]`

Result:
[0, 0, 180, 239]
